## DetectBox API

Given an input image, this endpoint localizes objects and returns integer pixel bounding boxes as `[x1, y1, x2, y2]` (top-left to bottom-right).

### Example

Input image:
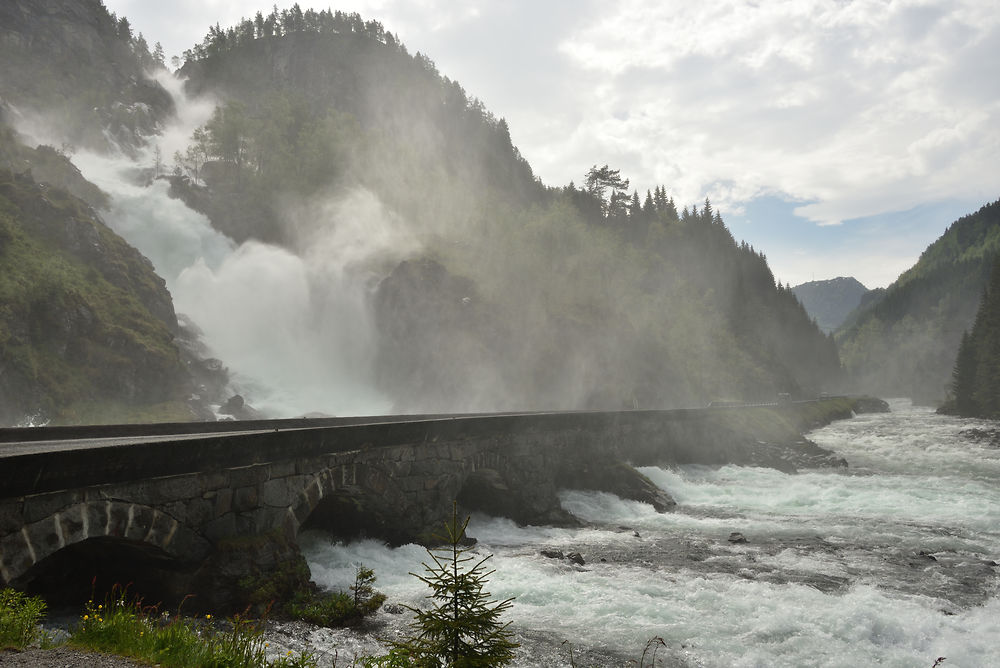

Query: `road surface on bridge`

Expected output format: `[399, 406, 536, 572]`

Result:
[0, 427, 288, 457]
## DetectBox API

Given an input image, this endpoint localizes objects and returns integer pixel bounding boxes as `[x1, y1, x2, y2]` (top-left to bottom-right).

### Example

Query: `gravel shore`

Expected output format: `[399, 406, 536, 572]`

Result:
[0, 647, 144, 667]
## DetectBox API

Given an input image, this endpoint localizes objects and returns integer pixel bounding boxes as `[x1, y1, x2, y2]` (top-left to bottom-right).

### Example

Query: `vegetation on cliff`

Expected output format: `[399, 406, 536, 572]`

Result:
[0, 166, 189, 424]
[837, 199, 1000, 404]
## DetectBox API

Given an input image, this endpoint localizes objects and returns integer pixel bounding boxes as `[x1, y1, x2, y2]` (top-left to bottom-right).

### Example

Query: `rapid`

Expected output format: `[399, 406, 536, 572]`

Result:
[286, 401, 1000, 667]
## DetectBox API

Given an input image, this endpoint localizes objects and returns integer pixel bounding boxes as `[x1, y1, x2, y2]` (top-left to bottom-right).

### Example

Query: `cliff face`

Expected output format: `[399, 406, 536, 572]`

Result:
[0, 0, 173, 152]
[0, 168, 188, 425]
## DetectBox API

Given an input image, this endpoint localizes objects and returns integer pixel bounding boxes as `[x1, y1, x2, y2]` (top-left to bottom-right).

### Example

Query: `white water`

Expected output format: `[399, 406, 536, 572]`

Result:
[51, 73, 419, 417]
[296, 402, 1000, 667]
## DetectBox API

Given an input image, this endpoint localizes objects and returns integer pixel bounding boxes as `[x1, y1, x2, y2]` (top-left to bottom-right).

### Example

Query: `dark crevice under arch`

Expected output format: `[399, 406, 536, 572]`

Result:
[13, 537, 200, 609]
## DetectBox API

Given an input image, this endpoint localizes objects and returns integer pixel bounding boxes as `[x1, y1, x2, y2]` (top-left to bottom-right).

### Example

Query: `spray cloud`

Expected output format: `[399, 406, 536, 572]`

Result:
[45, 72, 418, 417]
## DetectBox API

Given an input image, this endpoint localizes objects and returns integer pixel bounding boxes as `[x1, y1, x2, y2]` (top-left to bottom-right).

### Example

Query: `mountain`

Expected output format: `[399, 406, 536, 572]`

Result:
[0, 3, 843, 422]
[791, 277, 868, 333]
[836, 199, 1000, 404]
[165, 9, 840, 412]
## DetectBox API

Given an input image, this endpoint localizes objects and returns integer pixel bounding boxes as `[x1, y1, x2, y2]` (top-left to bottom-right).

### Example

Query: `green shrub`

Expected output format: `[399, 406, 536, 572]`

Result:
[284, 564, 385, 628]
[0, 588, 47, 650]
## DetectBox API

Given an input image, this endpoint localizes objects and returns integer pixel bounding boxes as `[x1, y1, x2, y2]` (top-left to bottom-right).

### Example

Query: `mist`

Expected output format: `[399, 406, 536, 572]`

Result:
[49, 75, 420, 418]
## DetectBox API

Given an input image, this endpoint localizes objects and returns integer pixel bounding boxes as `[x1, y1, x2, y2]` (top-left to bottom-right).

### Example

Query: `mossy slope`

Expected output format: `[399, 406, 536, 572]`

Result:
[0, 168, 189, 424]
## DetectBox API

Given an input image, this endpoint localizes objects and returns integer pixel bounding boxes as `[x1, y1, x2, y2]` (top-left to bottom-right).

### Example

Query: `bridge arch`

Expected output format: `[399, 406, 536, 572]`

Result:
[1, 500, 210, 590]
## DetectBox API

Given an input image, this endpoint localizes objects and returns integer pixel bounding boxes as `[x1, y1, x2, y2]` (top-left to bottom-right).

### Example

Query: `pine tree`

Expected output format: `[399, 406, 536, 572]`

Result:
[394, 506, 518, 667]
[352, 564, 387, 615]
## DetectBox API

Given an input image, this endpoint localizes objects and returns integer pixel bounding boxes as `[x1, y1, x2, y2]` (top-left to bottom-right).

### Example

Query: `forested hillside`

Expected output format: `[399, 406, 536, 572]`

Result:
[942, 259, 1000, 418]
[167, 7, 840, 412]
[837, 199, 1000, 404]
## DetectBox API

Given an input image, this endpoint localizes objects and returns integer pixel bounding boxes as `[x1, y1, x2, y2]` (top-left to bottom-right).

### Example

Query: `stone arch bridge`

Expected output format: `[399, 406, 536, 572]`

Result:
[0, 400, 866, 610]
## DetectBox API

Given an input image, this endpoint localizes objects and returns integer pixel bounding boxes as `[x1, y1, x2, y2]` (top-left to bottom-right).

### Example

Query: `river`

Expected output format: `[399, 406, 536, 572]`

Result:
[275, 401, 999, 667]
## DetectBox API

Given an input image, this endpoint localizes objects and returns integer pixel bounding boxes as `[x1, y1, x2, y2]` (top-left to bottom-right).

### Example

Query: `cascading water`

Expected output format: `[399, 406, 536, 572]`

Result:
[290, 401, 1000, 667]
[61, 72, 417, 417]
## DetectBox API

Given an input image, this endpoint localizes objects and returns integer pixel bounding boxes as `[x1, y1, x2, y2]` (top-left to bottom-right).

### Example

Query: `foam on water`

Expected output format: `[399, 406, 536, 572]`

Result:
[300, 403, 999, 666]
[301, 532, 998, 667]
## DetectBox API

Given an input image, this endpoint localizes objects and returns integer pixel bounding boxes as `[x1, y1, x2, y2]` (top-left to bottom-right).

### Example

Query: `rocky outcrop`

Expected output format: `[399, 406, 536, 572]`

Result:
[373, 257, 509, 412]
[165, 173, 285, 246]
[851, 396, 890, 413]
[0, 126, 109, 210]
[557, 460, 676, 512]
[0, 0, 174, 152]
[372, 257, 669, 413]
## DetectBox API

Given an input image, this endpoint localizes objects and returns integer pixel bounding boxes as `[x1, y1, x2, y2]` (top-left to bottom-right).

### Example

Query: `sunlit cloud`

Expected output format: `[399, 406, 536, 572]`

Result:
[556, 0, 1000, 225]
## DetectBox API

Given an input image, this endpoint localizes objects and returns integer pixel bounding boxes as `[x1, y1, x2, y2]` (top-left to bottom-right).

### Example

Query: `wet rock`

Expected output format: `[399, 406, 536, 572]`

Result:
[219, 394, 262, 420]
[558, 460, 677, 512]
[728, 532, 748, 544]
[567, 552, 585, 566]
[960, 428, 1000, 448]
[540, 549, 564, 560]
[851, 396, 890, 413]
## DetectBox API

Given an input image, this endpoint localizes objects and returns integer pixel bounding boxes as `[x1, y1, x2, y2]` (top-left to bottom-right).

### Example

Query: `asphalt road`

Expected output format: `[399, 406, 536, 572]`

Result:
[0, 427, 289, 458]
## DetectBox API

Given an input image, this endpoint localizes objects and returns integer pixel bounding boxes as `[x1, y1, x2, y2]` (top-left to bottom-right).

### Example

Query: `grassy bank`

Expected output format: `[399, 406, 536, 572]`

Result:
[1, 585, 318, 667]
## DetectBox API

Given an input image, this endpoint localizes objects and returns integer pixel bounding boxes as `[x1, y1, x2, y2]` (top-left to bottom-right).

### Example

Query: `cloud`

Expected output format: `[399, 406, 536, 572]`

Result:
[554, 0, 1000, 224]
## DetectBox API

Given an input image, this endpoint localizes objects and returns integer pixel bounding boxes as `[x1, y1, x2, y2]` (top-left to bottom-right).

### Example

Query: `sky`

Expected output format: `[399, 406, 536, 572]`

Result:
[104, 0, 1000, 289]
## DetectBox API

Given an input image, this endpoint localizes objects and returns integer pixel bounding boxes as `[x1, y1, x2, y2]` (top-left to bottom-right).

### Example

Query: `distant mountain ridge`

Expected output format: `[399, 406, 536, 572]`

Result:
[836, 199, 1000, 404]
[791, 277, 868, 333]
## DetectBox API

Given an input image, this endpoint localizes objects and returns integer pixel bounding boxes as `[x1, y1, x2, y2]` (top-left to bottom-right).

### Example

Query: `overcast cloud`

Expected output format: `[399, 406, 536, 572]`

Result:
[105, 0, 1000, 287]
